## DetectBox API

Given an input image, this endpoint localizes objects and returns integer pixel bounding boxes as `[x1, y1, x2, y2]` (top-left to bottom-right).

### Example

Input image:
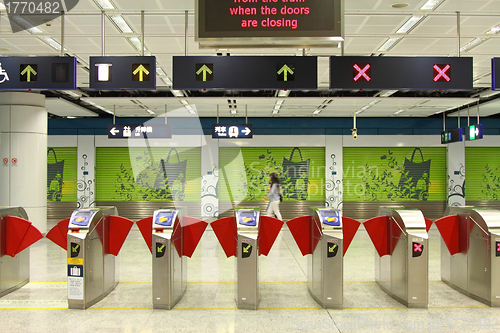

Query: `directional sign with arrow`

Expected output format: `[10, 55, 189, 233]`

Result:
[277, 63, 294, 82]
[174, 56, 317, 90]
[212, 124, 253, 139]
[132, 64, 150, 82]
[196, 63, 213, 81]
[90, 56, 156, 90]
[20, 64, 37, 82]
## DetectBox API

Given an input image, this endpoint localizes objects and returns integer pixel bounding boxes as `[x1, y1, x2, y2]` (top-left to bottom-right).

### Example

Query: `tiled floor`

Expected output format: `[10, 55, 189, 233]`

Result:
[1, 222, 499, 333]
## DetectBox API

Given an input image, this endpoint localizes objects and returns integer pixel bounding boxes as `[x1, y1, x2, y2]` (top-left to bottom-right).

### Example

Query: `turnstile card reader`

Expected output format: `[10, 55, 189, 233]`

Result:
[436, 207, 500, 307]
[363, 207, 429, 308]
[136, 209, 208, 309]
[0, 207, 43, 298]
[211, 207, 283, 310]
[47, 207, 133, 309]
[286, 208, 361, 309]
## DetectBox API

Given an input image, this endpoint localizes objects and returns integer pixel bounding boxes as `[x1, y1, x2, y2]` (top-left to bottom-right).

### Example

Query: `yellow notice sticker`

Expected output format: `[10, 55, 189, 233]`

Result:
[67, 258, 83, 265]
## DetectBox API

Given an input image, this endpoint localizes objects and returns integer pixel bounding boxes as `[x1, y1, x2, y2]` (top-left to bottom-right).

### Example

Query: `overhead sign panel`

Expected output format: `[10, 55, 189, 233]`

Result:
[465, 124, 483, 141]
[90, 56, 156, 90]
[493, 58, 500, 90]
[196, 0, 342, 43]
[441, 128, 463, 144]
[173, 56, 317, 90]
[330, 56, 473, 90]
[212, 124, 253, 139]
[0, 56, 76, 90]
[108, 124, 172, 139]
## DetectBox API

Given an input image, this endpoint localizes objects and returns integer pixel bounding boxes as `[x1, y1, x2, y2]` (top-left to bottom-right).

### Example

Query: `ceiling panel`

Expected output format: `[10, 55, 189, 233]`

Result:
[46, 98, 99, 117]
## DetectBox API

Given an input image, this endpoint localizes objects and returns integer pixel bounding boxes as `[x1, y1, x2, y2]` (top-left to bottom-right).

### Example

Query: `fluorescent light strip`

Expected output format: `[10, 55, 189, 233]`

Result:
[313, 109, 321, 115]
[156, 67, 167, 76]
[378, 90, 397, 97]
[162, 77, 172, 85]
[185, 105, 197, 115]
[0, 2, 5, 10]
[93, 0, 115, 10]
[39, 37, 66, 51]
[394, 110, 405, 115]
[396, 16, 424, 34]
[486, 24, 500, 35]
[109, 15, 133, 34]
[127, 37, 147, 52]
[146, 109, 155, 115]
[180, 100, 189, 106]
[277, 90, 290, 97]
[420, 0, 444, 11]
[10, 16, 43, 33]
[378, 37, 401, 52]
[460, 37, 488, 52]
[276, 99, 284, 105]
[230, 109, 237, 115]
[171, 90, 184, 97]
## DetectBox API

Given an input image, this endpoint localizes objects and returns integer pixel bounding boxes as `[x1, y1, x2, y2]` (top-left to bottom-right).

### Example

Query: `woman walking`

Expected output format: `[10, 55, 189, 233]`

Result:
[263, 173, 282, 220]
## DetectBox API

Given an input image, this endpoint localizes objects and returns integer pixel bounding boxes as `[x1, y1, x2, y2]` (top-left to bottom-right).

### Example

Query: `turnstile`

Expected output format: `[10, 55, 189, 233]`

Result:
[0, 207, 42, 297]
[235, 207, 260, 310]
[66, 207, 120, 309]
[364, 207, 429, 308]
[152, 209, 186, 309]
[436, 207, 500, 307]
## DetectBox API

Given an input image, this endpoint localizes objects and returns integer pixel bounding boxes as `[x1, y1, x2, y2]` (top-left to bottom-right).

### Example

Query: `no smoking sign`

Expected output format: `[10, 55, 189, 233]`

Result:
[3, 158, 8, 164]
[11, 158, 17, 164]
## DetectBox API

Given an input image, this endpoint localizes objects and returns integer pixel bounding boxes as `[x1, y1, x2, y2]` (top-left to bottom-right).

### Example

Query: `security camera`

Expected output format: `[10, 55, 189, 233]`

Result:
[351, 128, 358, 139]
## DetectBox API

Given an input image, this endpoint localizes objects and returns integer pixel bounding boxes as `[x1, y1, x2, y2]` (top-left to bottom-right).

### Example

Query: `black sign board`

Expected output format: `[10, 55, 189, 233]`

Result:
[173, 56, 317, 90]
[212, 124, 253, 139]
[465, 124, 483, 141]
[0, 56, 76, 90]
[441, 128, 463, 144]
[493, 58, 500, 91]
[330, 56, 473, 90]
[196, 0, 342, 41]
[412, 242, 424, 258]
[108, 124, 172, 139]
[90, 56, 156, 90]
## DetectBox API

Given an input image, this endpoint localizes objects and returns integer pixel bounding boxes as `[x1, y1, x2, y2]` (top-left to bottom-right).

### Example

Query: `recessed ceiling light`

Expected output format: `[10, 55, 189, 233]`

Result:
[391, 3, 409, 9]
[420, 0, 444, 11]
[378, 37, 401, 52]
[0, 47, 10, 51]
[396, 16, 424, 34]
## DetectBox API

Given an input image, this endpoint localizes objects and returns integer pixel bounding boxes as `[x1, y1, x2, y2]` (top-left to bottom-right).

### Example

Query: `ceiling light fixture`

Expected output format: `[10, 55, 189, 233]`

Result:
[171, 90, 184, 97]
[356, 100, 380, 115]
[93, 0, 115, 10]
[162, 77, 173, 85]
[396, 16, 424, 34]
[60, 90, 81, 98]
[377, 90, 398, 97]
[460, 37, 488, 52]
[486, 24, 500, 35]
[39, 37, 66, 51]
[185, 105, 197, 115]
[127, 37, 147, 52]
[156, 67, 167, 76]
[180, 100, 189, 106]
[312, 109, 322, 115]
[420, 0, 444, 11]
[394, 109, 405, 115]
[378, 37, 401, 52]
[277, 90, 290, 97]
[10, 16, 43, 33]
[146, 109, 155, 115]
[109, 15, 133, 33]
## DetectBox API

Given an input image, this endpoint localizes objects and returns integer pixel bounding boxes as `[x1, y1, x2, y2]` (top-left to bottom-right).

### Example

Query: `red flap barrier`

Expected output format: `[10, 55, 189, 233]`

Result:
[182, 217, 208, 258]
[211, 217, 237, 258]
[258, 216, 284, 256]
[434, 214, 460, 255]
[363, 216, 390, 257]
[424, 218, 433, 233]
[172, 219, 183, 257]
[286, 216, 312, 256]
[342, 216, 361, 256]
[136, 217, 153, 253]
[5, 216, 43, 257]
[108, 216, 134, 256]
[46, 218, 70, 251]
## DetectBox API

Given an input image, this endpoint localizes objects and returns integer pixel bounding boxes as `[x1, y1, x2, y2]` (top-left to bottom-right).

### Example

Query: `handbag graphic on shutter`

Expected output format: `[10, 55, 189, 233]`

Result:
[398, 148, 431, 201]
[160, 148, 188, 201]
[47, 148, 65, 201]
[281, 147, 310, 200]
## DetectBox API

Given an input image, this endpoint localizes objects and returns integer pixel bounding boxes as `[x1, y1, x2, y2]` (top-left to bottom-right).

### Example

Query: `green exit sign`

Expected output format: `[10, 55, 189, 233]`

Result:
[466, 124, 483, 141]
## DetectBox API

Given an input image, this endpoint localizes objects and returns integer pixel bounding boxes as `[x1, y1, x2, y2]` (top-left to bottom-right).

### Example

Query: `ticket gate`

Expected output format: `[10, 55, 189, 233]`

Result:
[363, 207, 432, 308]
[211, 207, 283, 310]
[46, 207, 133, 309]
[135, 209, 208, 310]
[0, 207, 43, 297]
[435, 207, 500, 307]
[286, 208, 360, 309]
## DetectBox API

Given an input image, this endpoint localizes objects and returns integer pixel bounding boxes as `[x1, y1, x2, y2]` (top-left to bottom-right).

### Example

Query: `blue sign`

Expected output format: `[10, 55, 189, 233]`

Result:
[108, 124, 172, 139]
[212, 124, 253, 139]
[68, 265, 83, 277]
[493, 58, 500, 91]
[441, 128, 463, 144]
[90, 56, 156, 90]
[237, 210, 258, 227]
[320, 210, 341, 226]
[0, 56, 76, 90]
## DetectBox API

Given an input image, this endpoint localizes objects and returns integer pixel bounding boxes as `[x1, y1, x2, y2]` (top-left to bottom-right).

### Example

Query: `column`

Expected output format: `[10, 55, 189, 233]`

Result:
[0, 92, 47, 232]
[77, 135, 96, 208]
[201, 135, 218, 218]
[325, 136, 343, 213]
[447, 141, 466, 207]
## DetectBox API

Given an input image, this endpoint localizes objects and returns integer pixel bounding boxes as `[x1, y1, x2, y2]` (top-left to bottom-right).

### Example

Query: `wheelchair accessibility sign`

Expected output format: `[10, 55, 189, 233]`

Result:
[0, 63, 9, 84]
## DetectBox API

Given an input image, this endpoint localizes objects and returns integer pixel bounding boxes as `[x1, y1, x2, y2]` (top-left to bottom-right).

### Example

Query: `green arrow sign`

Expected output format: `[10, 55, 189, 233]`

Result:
[21, 65, 37, 82]
[196, 64, 213, 82]
[277, 64, 294, 82]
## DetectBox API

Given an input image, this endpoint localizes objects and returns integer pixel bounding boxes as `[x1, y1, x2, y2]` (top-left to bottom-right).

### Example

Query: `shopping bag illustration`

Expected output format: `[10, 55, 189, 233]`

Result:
[281, 147, 310, 200]
[398, 148, 431, 200]
[160, 148, 188, 201]
[47, 148, 65, 201]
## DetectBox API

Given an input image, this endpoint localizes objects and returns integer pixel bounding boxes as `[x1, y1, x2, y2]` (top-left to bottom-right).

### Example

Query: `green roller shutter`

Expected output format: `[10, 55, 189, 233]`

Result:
[219, 147, 325, 201]
[343, 147, 446, 201]
[47, 147, 77, 202]
[465, 147, 500, 201]
[96, 147, 201, 201]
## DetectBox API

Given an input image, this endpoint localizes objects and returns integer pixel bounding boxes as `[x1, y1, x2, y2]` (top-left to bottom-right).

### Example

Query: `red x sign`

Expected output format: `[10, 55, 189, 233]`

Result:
[414, 243, 423, 252]
[353, 64, 371, 82]
[2, 158, 7, 164]
[433, 64, 451, 82]
[497, 242, 500, 252]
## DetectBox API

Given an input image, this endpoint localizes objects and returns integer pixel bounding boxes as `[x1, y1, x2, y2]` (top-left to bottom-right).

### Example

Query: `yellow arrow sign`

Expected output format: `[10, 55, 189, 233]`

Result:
[277, 64, 294, 81]
[196, 64, 212, 82]
[133, 64, 150, 81]
[21, 65, 37, 82]
[243, 244, 251, 253]
[328, 244, 337, 253]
